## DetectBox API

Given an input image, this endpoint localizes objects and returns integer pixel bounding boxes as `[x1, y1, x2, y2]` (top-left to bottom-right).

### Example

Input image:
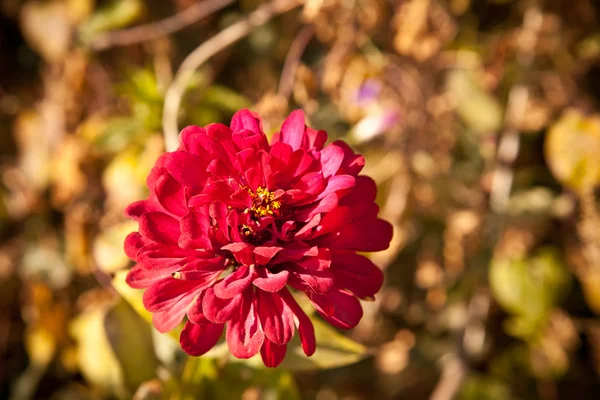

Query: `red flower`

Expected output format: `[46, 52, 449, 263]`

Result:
[124, 110, 392, 367]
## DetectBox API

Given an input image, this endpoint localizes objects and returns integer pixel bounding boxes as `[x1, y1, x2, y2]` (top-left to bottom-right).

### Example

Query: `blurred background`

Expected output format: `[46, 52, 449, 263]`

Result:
[1, 0, 600, 399]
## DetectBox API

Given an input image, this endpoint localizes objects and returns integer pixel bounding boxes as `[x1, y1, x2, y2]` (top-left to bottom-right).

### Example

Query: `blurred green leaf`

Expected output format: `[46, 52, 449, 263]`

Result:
[70, 301, 126, 395]
[202, 85, 251, 113]
[448, 69, 503, 134]
[119, 69, 164, 131]
[105, 300, 158, 392]
[545, 109, 600, 192]
[94, 221, 138, 273]
[278, 317, 368, 371]
[79, 0, 144, 42]
[490, 248, 571, 339]
[112, 270, 182, 342]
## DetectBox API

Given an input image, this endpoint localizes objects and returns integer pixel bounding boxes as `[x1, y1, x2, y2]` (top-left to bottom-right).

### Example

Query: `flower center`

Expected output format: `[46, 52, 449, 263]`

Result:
[248, 187, 282, 218]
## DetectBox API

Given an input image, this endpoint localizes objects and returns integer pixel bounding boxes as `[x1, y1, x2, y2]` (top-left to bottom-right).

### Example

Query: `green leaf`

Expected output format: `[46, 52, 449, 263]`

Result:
[202, 85, 251, 113]
[489, 247, 571, 339]
[545, 110, 600, 192]
[112, 270, 182, 342]
[105, 300, 159, 392]
[278, 317, 368, 371]
[447, 69, 503, 134]
[80, 0, 144, 42]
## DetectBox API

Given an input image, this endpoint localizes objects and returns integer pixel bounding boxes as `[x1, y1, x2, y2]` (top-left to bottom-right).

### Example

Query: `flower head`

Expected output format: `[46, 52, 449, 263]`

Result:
[124, 109, 393, 367]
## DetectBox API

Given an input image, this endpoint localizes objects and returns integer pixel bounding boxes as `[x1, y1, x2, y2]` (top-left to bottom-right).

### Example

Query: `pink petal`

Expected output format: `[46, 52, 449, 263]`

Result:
[210, 201, 230, 241]
[330, 251, 384, 298]
[164, 151, 208, 189]
[297, 248, 331, 271]
[253, 246, 283, 265]
[186, 294, 206, 324]
[316, 218, 393, 252]
[154, 173, 188, 217]
[287, 171, 325, 203]
[270, 141, 293, 165]
[288, 267, 334, 294]
[136, 243, 198, 270]
[124, 232, 151, 261]
[304, 126, 327, 150]
[280, 288, 315, 356]
[257, 290, 295, 345]
[124, 200, 163, 220]
[231, 109, 262, 135]
[138, 212, 180, 245]
[180, 320, 224, 356]
[203, 287, 244, 323]
[226, 294, 264, 359]
[142, 277, 203, 312]
[126, 265, 175, 289]
[310, 289, 363, 330]
[213, 265, 255, 299]
[260, 340, 287, 367]
[178, 212, 212, 250]
[221, 242, 255, 265]
[334, 140, 365, 175]
[279, 110, 305, 151]
[316, 175, 355, 201]
[253, 270, 289, 292]
[174, 257, 226, 281]
[179, 125, 206, 151]
[320, 143, 345, 178]
[340, 176, 377, 205]
[152, 308, 185, 333]
[150, 288, 200, 333]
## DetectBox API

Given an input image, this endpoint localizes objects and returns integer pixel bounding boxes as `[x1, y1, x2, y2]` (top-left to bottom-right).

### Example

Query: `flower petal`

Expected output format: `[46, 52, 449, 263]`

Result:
[154, 173, 188, 217]
[280, 288, 315, 356]
[221, 242, 255, 265]
[202, 287, 243, 323]
[330, 251, 384, 298]
[257, 290, 295, 345]
[309, 289, 363, 330]
[226, 293, 264, 359]
[320, 142, 345, 178]
[139, 212, 180, 245]
[279, 110, 305, 151]
[124, 232, 151, 261]
[164, 151, 208, 189]
[180, 320, 224, 357]
[178, 212, 212, 250]
[126, 265, 174, 289]
[253, 246, 283, 265]
[231, 109, 262, 135]
[253, 270, 289, 292]
[260, 340, 287, 368]
[143, 277, 203, 312]
[125, 200, 163, 220]
[136, 243, 198, 270]
[213, 264, 255, 299]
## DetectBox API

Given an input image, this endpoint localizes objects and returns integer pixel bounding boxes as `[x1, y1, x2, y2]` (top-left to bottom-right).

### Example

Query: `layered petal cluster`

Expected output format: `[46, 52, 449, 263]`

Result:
[124, 109, 392, 367]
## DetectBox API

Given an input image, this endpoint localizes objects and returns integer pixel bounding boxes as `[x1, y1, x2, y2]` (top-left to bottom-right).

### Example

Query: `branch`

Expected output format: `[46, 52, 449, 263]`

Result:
[277, 25, 315, 99]
[489, 7, 543, 214]
[87, 0, 237, 51]
[162, 0, 303, 151]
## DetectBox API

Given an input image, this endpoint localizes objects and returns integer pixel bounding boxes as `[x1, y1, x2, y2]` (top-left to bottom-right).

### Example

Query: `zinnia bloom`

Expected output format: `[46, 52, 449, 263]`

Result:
[124, 109, 392, 367]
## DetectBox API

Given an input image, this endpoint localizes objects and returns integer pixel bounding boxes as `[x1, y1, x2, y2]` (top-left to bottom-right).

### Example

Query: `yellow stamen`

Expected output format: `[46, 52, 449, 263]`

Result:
[247, 187, 282, 218]
[241, 225, 253, 236]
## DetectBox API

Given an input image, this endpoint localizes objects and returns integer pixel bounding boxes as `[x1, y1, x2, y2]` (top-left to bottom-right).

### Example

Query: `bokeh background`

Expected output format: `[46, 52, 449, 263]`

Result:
[2, 0, 600, 399]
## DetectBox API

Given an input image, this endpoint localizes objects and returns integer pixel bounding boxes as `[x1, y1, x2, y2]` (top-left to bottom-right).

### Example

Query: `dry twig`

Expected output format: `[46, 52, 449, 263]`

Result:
[162, 0, 303, 151]
[277, 25, 315, 99]
[87, 0, 237, 51]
